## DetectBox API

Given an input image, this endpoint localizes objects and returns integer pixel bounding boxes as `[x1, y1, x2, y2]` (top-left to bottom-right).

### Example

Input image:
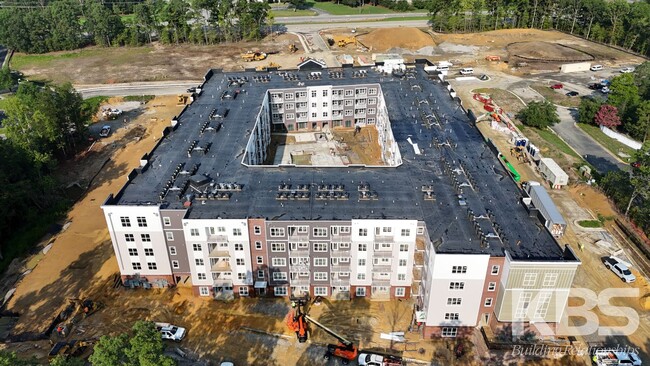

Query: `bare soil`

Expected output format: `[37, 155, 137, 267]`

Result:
[357, 27, 435, 52]
[331, 126, 384, 166]
[507, 41, 594, 61]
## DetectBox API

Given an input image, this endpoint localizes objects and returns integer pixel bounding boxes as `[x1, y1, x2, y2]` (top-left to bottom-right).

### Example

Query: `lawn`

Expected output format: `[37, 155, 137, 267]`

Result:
[271, 9, 318, 17]
[305, 0, 396, 15]
[520, 125, 581, 160]
[577, 220, 602, 228]
[11, 48, 114, 70]
[530, 84, 581, 108]
[577, 123, 637, 162]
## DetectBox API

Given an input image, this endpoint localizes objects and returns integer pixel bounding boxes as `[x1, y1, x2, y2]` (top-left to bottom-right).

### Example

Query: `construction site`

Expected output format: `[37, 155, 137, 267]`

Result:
[1, 25, 650, 366]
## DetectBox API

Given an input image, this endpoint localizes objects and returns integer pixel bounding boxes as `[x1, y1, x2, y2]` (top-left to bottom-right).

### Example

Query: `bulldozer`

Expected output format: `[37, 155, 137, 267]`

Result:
[337, 36, 356, 48]
[241, 51, 267, 62]
[288, 44, 298, 53]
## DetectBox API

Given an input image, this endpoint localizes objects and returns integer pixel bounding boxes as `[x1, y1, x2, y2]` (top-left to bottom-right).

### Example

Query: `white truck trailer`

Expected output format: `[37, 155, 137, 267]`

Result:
[538, 158, 569, 189]
[525, 183, 567, 237]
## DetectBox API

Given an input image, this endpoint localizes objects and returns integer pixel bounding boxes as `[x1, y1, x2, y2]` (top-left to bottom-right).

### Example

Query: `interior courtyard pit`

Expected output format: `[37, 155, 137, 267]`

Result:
[243, 82, 402, 168]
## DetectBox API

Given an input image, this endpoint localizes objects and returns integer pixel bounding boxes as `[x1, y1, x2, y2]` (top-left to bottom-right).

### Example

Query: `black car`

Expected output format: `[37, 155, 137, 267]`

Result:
[566, 91, 579, 97]
[588, 83, 603, 90]
[186, 87, 197, 93]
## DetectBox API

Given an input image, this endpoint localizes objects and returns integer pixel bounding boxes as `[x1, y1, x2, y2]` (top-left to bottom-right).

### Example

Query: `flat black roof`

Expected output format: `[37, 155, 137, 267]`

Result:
[111, 65, 572, 261]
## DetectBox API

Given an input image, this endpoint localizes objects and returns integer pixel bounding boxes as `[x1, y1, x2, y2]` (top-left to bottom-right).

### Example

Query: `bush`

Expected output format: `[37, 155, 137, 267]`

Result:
[516, 101, 560, 128]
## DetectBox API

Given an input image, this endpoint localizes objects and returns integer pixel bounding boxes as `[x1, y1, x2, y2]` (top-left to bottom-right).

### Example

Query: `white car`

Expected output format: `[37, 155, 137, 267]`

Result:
[620, 67, 635, 73]
[590, 64, 604, 71]
[358, 353, 402, 366]
[603, 257, 636, 283]
[156, 322, 186, 341]
[601, 86, 611, 94]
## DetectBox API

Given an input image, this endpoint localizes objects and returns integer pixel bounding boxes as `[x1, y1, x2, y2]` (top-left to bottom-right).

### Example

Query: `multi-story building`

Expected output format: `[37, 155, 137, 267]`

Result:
[102, 65, 580, 338]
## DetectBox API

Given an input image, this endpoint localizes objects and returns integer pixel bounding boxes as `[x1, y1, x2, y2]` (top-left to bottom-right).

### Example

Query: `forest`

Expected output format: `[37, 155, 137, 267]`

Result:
[0, 0, 649, 56]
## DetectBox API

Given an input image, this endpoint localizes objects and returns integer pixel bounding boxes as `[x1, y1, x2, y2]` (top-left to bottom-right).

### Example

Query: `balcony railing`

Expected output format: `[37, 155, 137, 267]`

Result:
[211, 260, 231, 272]
[372, 265, 392, 272]
[208, 249, 230, 258]
[374, 235, 394, 243]
[289, 278, 310, 286]
[373, 251, 393, 258]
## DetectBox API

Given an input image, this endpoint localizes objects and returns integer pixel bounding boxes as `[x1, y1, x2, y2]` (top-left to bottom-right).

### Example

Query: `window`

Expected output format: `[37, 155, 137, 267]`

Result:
[331, 242, 339, 251]
[285, 93, 294, 100]
[314, 258, 327, 267]
[233, 228, 242, 236]
[417, 227, 424, 235]
[254, 226, 261, 235]
[488, 282, 496, 291]
[358, 243, 367, 251]
[144, 248, 154, 256]
[401, 229, 410, 236]
[286, 113, 295, 120]
[314, 272, 328, 281]
[368, 88, 377, 95]
[344, 110, 353, 116]
[399, 244, 409, 252]
[313, 242, 328, 252]
[357, 273, 366, 280]
[258, 270, 265, 279]
[270, 228, 285, 237]
[484, 298, 493, 307]
[199, 287, 209, 296]
[449, 282, 465, 290]
[340, 226, 351, 234]
[340, 257, 350, 263]
[311, 102, 317, 108]
[120, 217, 131, 227]
[169, 246, 177, 255]
[323, 102, 328, 107]
[358, 259, 366, 266]
[340, 242, 350, 249]
[340, 272, 350, 277]
[535, 292, 552, 318]
[234, 243, 244, 251]
[195, 259, 204, 266]
[356, 287, 366, 296]
[523, 273, 537, 287]
[398, 274, 406, 281]
[166, 232, 174, 241]
[543, 273, 558, 287]
[218, 227, 226, 232]
[323, 90, 328, 97]
[491, 265, 500, 275]
[314, 287, 328, 296]
[132, 262, 142, 270]
[442, 327, 458, 337]
[359, 228, 368, 236]
[172, 260, 180, 269]
[447, 298, 462, 306]
[272, 272, 287, 281]
[125, 234, 134, 242]
[515, 292, 532, 319]
[137, 217, 147, 227]
[236, 258, 245, 266]
[311, 90, 317, 98]
[163, 217, 171, 226]
[311, 112, 317, 118]
[198, 273, 207, 280]
[272, 258, 286, 267]
[368, 98, 377, 105]
[190, 228, 199, 236]
[239, 287, 249, 296]
[256, 256, 263, 264]
[367, 108, 376, 114]
[398, 259, 407, 267]
[395, 287, 405, 297]
[193, 244, 202, 251]
[147, 262, 157, 270]
[274, 287, 287, 296]
[382, 227, 392, 233]
[237, 273, 246, 280]
[452, 266, 467, 274]
[345, 89, 353, 97]
[445, 313, 459, 321]
[255, 241, 262, 250]
[128, 248, 138, 256]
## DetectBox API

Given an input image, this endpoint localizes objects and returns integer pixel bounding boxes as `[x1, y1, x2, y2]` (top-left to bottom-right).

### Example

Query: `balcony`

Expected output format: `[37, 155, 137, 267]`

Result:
[333, 248, 351, 255]
[414, 252, 424, 267]
[373, 250, 393, 258]
[374, 235, 394, 243]
[372, 264, 392, 272]
[289, 249, 310, 256]
[211, 260, 231, 272]
[290, 278, 310, 286]
[207, 234, 228, 242]
[288, 233, 309, 241]
[330, 264, 350, 272]
[212, 272, 233, 281]
[208, 248, 230, 258]
[412, 268, 422, 282]
[371, 279, 391, 286]
[290, 265, 310, 272]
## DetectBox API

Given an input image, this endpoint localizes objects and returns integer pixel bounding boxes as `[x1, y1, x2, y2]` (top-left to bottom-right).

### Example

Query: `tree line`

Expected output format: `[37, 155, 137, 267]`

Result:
[422, 0, 650, 57]
[0, 0, 272, 53]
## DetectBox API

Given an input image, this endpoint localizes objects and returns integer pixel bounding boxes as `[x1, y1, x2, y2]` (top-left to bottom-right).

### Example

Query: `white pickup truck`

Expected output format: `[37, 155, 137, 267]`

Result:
[603, 257, 636, 283]
[358, 353, 403, 366]
[593, 349, 642, 365]
[155, 322, 186, 342]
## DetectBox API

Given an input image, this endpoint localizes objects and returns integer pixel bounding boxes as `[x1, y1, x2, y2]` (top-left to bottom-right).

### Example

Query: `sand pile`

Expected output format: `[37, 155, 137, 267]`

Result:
[358, 27, 435, 52]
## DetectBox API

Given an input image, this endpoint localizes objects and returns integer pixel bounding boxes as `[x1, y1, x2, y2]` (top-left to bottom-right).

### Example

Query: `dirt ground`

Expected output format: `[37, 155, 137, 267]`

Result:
[357, 27, 435, 53]
[331, 126, 384, 165]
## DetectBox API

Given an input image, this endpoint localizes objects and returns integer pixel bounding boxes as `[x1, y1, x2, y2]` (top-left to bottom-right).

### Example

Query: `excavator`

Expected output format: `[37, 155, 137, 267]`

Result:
[241, 51, 267, 62]
[287, 296, 358, 364]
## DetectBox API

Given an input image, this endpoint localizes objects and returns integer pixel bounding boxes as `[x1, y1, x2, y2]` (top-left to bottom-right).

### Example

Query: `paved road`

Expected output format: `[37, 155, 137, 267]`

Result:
[75, 81, 202, 99]
[283, 19, 429, 32]
[276, 12, 428, 24]
[551, 107, 629, 173]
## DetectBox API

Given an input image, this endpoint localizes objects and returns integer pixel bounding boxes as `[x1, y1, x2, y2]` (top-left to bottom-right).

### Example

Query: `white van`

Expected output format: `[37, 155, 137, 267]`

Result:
[437, 65, 449, 72]
[590, 64, 603, 71]
[460, 68, 474, 75]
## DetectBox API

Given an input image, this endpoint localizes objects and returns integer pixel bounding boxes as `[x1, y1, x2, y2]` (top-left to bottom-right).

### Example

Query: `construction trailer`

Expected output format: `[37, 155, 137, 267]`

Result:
[538, 158, 569, 189]
[560, 62, 592, 73]
[524, 183, 566, 237]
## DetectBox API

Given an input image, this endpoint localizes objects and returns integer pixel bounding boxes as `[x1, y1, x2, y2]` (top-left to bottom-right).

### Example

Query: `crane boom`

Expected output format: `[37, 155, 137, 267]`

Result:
[304, 315, 353, 347]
